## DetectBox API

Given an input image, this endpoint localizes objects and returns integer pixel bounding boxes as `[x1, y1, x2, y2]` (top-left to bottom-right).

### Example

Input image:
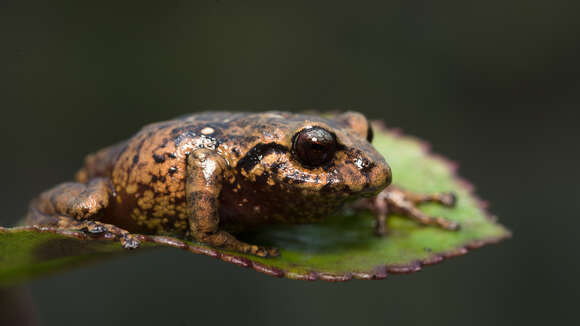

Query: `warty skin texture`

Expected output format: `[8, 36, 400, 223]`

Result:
[27, 111, 458, 257]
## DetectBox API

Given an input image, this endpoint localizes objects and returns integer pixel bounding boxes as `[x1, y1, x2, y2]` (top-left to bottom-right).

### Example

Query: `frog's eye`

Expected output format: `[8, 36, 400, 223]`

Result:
[292, 127, 337, 167]
[366, 123, 374, 143]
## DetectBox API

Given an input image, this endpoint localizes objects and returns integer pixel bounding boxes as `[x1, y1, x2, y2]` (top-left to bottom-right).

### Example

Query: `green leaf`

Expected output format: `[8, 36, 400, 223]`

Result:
[0, 125, 510, 284]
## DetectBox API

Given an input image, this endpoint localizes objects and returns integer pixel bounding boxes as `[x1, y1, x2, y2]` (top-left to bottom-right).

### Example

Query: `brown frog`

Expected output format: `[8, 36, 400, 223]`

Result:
[26, 111, 458, 257]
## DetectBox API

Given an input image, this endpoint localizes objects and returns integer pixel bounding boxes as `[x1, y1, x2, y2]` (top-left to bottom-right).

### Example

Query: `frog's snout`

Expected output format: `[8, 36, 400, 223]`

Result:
[361, 160, 392, 196]
[378, 162, 392, 189]
[338, 141, 392, 197]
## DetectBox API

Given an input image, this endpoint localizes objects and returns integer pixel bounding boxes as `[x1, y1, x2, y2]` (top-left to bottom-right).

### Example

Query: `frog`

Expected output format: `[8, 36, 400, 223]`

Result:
[26, 111, 459, 257]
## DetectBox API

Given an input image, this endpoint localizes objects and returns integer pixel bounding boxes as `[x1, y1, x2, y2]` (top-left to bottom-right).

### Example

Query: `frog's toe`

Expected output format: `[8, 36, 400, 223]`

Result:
[121, 234, 141, 249]
[265, 247, 280, 257]
[440, 192, 457, 207]
[85, 221, 106, 234]
[250, 245, 280, 258]
[440, 218, 461, 231]
[251, 246, 268, 257]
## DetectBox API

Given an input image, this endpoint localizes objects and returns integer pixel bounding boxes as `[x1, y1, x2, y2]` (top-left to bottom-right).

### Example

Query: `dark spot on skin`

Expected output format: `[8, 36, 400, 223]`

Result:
[270, 162, 282, 175]
[358, 159, 375, 175]
[341, 185, 352, 194]
[127, 133, 150, 177]
[186, 191, 200, 204]
[237, 143, 289, 173]
[321, 181, 337, 193]
[321, 162, 337, 173]
[200, 134, 221, 149]
[168, 167, 178, 176]
[187, 191, 216, 207]
[201, 135, 215, 142]
[168, 153, 177, 159]
[344, 148, 376, 176]
[172, 129, 196, 146]
[151, 175, 158, 183]
[244, 135, 259, 144]
[284, 171, 305, 184]
[114, 143, 129, 162]
[169, 126, 188, 138]
[153, 154, 166, 163]
[254, 171, 270, 186]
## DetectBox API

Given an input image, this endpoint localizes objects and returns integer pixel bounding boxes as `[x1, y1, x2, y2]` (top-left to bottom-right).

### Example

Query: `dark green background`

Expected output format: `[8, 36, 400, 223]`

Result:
[1, 1, 578, 325]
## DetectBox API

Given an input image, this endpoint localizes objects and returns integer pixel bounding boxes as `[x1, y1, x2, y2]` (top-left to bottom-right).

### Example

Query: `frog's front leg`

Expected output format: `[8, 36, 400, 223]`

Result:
[186, 149, 280, 257]
[364, 186, 460, 236]
[26, 178, 141, 248]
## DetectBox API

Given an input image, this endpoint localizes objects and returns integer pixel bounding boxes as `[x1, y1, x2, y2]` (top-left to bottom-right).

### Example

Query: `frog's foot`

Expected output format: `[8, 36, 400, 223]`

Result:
[367, 186, 460, 235]
[59, 217, 142, 249]
[81, 220, 142, 249]
[399, 189, 456, 207]
[27, 209, 141, 249]
[26, 177, 140, 249]
[194, 230, 280, 258]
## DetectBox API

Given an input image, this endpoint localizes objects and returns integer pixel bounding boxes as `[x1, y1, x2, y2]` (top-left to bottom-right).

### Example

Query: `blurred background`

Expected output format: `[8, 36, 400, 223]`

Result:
[1, 1, 578, 325]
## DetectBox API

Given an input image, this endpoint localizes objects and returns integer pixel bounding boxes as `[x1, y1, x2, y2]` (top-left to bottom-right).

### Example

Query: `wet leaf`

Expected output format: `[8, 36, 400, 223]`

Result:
[0, 124, 510, 284]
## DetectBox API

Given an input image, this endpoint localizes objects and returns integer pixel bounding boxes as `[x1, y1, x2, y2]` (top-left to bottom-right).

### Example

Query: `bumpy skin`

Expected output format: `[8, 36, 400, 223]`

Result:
[26, 111, 458, 257]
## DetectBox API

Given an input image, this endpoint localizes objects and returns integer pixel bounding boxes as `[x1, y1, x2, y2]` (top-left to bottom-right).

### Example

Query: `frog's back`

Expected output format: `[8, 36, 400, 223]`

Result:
[78, 112, 298, 233]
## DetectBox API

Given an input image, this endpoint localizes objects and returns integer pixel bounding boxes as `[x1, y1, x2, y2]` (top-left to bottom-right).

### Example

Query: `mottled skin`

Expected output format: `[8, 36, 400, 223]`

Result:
[27, 111, 459, 257]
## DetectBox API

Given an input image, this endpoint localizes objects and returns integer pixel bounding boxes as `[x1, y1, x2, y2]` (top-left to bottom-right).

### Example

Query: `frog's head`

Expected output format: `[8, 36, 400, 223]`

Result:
[236, 111, 391, 207]
[287, 111, 392, 198]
